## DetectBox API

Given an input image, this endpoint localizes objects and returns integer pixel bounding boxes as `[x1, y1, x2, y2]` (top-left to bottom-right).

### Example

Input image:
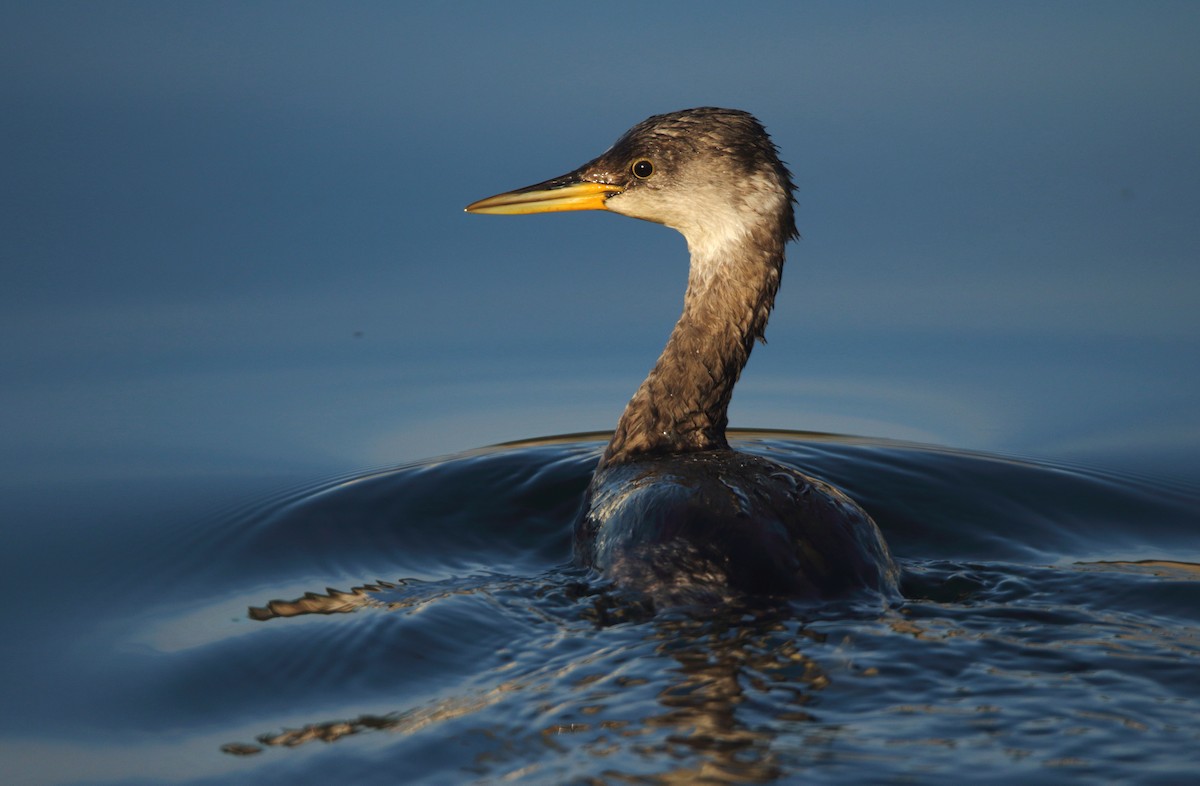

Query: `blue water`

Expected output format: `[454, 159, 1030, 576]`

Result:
[4, 5, 1200, 784]
[4, 432, 1198, 784]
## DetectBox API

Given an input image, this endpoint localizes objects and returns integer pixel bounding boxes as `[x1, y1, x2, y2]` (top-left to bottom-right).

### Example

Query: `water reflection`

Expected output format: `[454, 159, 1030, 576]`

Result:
[225, 575, 867, 783]
[627, 612, 828, 783]
[17, 434, 1193, 784]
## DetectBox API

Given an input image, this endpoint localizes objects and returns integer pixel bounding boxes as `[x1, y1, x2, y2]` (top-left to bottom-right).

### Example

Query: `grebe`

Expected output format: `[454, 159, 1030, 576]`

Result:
[467, 108, 896, 601]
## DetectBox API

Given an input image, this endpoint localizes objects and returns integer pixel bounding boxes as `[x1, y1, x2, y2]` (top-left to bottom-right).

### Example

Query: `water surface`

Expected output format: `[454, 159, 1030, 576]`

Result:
[5, 432, 1197, 784]
[4, 5, 1199, 784]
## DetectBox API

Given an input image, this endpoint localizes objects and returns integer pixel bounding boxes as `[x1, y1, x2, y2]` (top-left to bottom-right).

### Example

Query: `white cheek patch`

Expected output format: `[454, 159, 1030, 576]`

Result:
[606, 167, 789, 287]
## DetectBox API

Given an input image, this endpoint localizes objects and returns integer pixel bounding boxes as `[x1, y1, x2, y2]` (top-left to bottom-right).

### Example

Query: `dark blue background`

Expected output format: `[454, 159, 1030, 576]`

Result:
[4, 3, 1198, 485]
[3, 4, 1200, 783]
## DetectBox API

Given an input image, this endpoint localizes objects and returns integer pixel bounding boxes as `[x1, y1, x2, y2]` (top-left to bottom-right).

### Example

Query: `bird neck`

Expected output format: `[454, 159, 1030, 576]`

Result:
[601, 231, 784, 467]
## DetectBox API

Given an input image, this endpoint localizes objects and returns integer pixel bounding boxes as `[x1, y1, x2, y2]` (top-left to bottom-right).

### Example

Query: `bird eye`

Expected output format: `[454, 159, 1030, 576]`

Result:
[632, 160, 654, 179]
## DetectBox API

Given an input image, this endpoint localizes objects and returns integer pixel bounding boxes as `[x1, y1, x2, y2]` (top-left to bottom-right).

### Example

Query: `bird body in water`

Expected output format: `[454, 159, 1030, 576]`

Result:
[467, 108, 897, 601]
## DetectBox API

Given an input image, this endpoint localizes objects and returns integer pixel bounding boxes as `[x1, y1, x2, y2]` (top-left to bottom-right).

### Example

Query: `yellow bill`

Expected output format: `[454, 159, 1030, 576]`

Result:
[466, 180, 622, 215]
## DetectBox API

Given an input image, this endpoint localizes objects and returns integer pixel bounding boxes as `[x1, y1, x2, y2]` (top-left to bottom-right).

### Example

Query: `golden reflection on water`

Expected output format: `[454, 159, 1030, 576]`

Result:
[221, 680, 524, 756]
[1075, 559, 1200, 579]
[226, 582, 847, 782]
[223, 556, 1200, 776]
[249, 579, 417, 619]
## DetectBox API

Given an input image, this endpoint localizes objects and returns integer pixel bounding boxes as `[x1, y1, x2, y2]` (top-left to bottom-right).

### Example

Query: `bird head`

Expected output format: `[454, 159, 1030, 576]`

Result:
[466, 108, 797, 257]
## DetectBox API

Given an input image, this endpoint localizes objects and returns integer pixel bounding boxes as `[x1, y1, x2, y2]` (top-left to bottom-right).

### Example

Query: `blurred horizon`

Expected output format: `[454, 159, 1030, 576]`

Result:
[2, 2, 1198, 486]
